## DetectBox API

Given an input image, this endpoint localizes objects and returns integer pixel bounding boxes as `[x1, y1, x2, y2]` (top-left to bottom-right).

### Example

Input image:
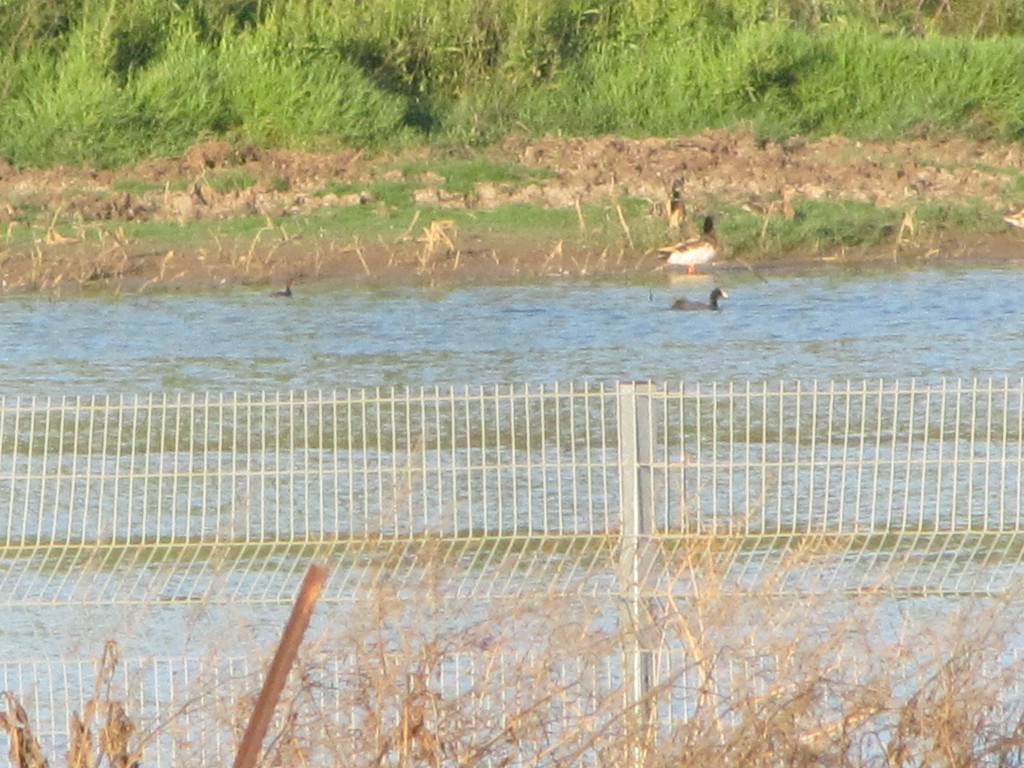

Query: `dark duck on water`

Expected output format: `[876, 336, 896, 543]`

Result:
[271, 279, 293, 298]
[671, 287, 728, 311]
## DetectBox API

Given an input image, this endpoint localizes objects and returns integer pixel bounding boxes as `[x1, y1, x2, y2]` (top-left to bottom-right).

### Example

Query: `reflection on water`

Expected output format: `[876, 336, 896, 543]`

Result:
[1, 264, 1023, 395]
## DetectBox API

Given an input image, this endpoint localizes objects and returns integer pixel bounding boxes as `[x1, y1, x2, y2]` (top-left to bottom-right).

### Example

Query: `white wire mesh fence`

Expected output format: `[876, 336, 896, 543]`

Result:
[2, 378, 1024, 766]
[4, 378, 1024, 604]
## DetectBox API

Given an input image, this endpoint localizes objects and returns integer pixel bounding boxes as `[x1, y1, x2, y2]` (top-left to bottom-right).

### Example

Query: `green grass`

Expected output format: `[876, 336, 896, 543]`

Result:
[112, 178, 166, 195]
[39, 196, 582, 254]
[715, 197, 1002, 258]
[0, 179, 1004, 266]
[999, 172, 1024, 198]
[3, 1, 1024, 168]
[301, 200, 594, 247]
[729, 200, 902, 254]
[268, 175, 291, 192]
[206, 168, 257, 194]
[514, 22, 1024, 143]
[320, 179, 414, 209]
[391, 157, 556, 195]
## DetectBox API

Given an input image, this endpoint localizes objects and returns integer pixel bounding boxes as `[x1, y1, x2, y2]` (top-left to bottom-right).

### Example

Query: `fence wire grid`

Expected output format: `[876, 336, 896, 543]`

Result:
[3, 378, 1024, 604]
[3, 378, 1024, 766]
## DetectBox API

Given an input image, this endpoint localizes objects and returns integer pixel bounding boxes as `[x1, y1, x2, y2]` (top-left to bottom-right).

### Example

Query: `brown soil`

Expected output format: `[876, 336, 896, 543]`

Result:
[2, 130, 1024, 293]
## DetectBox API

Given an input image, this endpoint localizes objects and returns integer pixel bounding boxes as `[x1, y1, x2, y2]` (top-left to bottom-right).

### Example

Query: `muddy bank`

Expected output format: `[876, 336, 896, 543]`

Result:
[2, 130, 1024, 292]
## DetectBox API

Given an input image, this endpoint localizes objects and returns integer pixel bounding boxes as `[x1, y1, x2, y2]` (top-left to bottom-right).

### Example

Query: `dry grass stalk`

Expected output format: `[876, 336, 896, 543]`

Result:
[99, 703, 135, 768]
[395, 210, 422, 244]
[399, 540, 1024, 767]
[138, 250, 184, 292]
[614, 201, 634, 249]
[631, 539, 1024, 768]
[542, 239, 564, 272]
[242, 216, 283, 272]
[351, 239, 371, 275]
[0, 692, 49, 768]
[62, 642, 142, 768]
[43, 206, 75, 246]
[575, 197, 587, 232]
[8, 538, 1024, 768]
[415, 219, 457, 272]
[66, 714, 90, 768]
[893, 209, 916, 260]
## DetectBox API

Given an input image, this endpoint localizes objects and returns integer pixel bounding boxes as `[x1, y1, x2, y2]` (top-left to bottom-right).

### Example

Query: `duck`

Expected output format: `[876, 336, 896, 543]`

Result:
[666, 178, 686, 231]
[1003, 206, 1024, 229]
[270, 279, 293, 298]
[658, 215, 718, 273]
[671, 287, 728, 311]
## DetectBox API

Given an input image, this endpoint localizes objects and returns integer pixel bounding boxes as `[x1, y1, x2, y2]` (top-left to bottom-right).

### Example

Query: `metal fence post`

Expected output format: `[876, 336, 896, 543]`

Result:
[616, 381, 658, 761]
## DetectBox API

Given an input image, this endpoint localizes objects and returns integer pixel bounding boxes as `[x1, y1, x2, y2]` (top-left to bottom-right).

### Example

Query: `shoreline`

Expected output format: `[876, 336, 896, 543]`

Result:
[4, 232, 1024, 297]
[3, 132, 1024, 294]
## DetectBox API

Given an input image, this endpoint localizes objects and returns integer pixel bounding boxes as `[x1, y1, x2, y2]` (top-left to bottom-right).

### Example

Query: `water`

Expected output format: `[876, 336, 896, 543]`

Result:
[2, 264, 1023, 395]
[4, 263, 1024, 762]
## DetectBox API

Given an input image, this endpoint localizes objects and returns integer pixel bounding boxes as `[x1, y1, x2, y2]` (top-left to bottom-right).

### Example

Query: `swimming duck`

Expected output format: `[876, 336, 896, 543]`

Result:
[658, 215, 718, 273]
[271, 279, 293, 298]
[1004, 206, 1024, 229]
[671, 287, 728, 311]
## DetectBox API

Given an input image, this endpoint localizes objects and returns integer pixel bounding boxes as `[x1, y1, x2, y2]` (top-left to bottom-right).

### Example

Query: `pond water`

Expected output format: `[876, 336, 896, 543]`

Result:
[2, 263, 1023, 395]
[4, 263, 1024, 762]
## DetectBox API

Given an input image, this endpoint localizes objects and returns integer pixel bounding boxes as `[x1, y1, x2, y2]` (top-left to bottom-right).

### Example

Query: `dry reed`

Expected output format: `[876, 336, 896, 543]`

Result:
[5, 536, 1024, 768]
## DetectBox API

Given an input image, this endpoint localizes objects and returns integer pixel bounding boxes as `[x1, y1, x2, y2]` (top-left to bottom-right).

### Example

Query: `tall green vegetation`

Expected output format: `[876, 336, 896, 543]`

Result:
[2, 0, 1024, 168]
[513, 22, 1024, 142]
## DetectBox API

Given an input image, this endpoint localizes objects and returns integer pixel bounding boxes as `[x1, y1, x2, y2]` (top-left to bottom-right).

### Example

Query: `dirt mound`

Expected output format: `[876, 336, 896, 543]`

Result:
[502, 131, 1024, 211]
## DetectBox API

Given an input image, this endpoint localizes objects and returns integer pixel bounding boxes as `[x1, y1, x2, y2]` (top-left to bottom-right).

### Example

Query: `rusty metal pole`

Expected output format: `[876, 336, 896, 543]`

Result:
[232, 563, 328, 768]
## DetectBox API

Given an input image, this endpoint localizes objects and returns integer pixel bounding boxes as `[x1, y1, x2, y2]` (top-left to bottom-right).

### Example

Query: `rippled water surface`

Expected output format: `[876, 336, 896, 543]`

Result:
[2, 264, 1023, 394]
[4, 263, 1024, 748]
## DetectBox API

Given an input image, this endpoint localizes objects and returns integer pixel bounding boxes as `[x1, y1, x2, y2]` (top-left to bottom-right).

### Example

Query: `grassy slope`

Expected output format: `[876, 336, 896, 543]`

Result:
[2, 0, 1024, 272]
[3, 0, 1024, 167]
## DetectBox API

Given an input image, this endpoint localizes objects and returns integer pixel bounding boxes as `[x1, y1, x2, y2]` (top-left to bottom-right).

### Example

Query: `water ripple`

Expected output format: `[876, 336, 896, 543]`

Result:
[1, 264, 1022, 395]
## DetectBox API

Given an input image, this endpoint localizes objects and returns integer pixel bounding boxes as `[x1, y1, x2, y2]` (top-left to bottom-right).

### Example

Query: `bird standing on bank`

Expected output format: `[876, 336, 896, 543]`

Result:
[271, 279, 293, 298]
[658, 215, 718, 274]
[666, 178, 686, 231]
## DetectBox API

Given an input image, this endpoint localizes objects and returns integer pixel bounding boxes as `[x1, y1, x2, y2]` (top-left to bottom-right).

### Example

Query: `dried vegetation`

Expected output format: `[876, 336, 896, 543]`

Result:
[4, 540, 1024, 768]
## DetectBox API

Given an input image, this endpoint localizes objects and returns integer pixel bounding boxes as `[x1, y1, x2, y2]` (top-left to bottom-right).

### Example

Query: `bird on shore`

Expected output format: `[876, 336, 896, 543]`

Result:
[1003, 206, 1024, 229]
[270, 279, 293, 298]
[666, 178, 686, 231]
[658, 215, 718, 274]
[671, 287, 728, 311]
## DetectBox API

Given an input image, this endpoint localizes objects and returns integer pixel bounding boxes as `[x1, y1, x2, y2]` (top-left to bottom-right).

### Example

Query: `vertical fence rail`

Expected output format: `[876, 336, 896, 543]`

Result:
[615, 382, 657, 756]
